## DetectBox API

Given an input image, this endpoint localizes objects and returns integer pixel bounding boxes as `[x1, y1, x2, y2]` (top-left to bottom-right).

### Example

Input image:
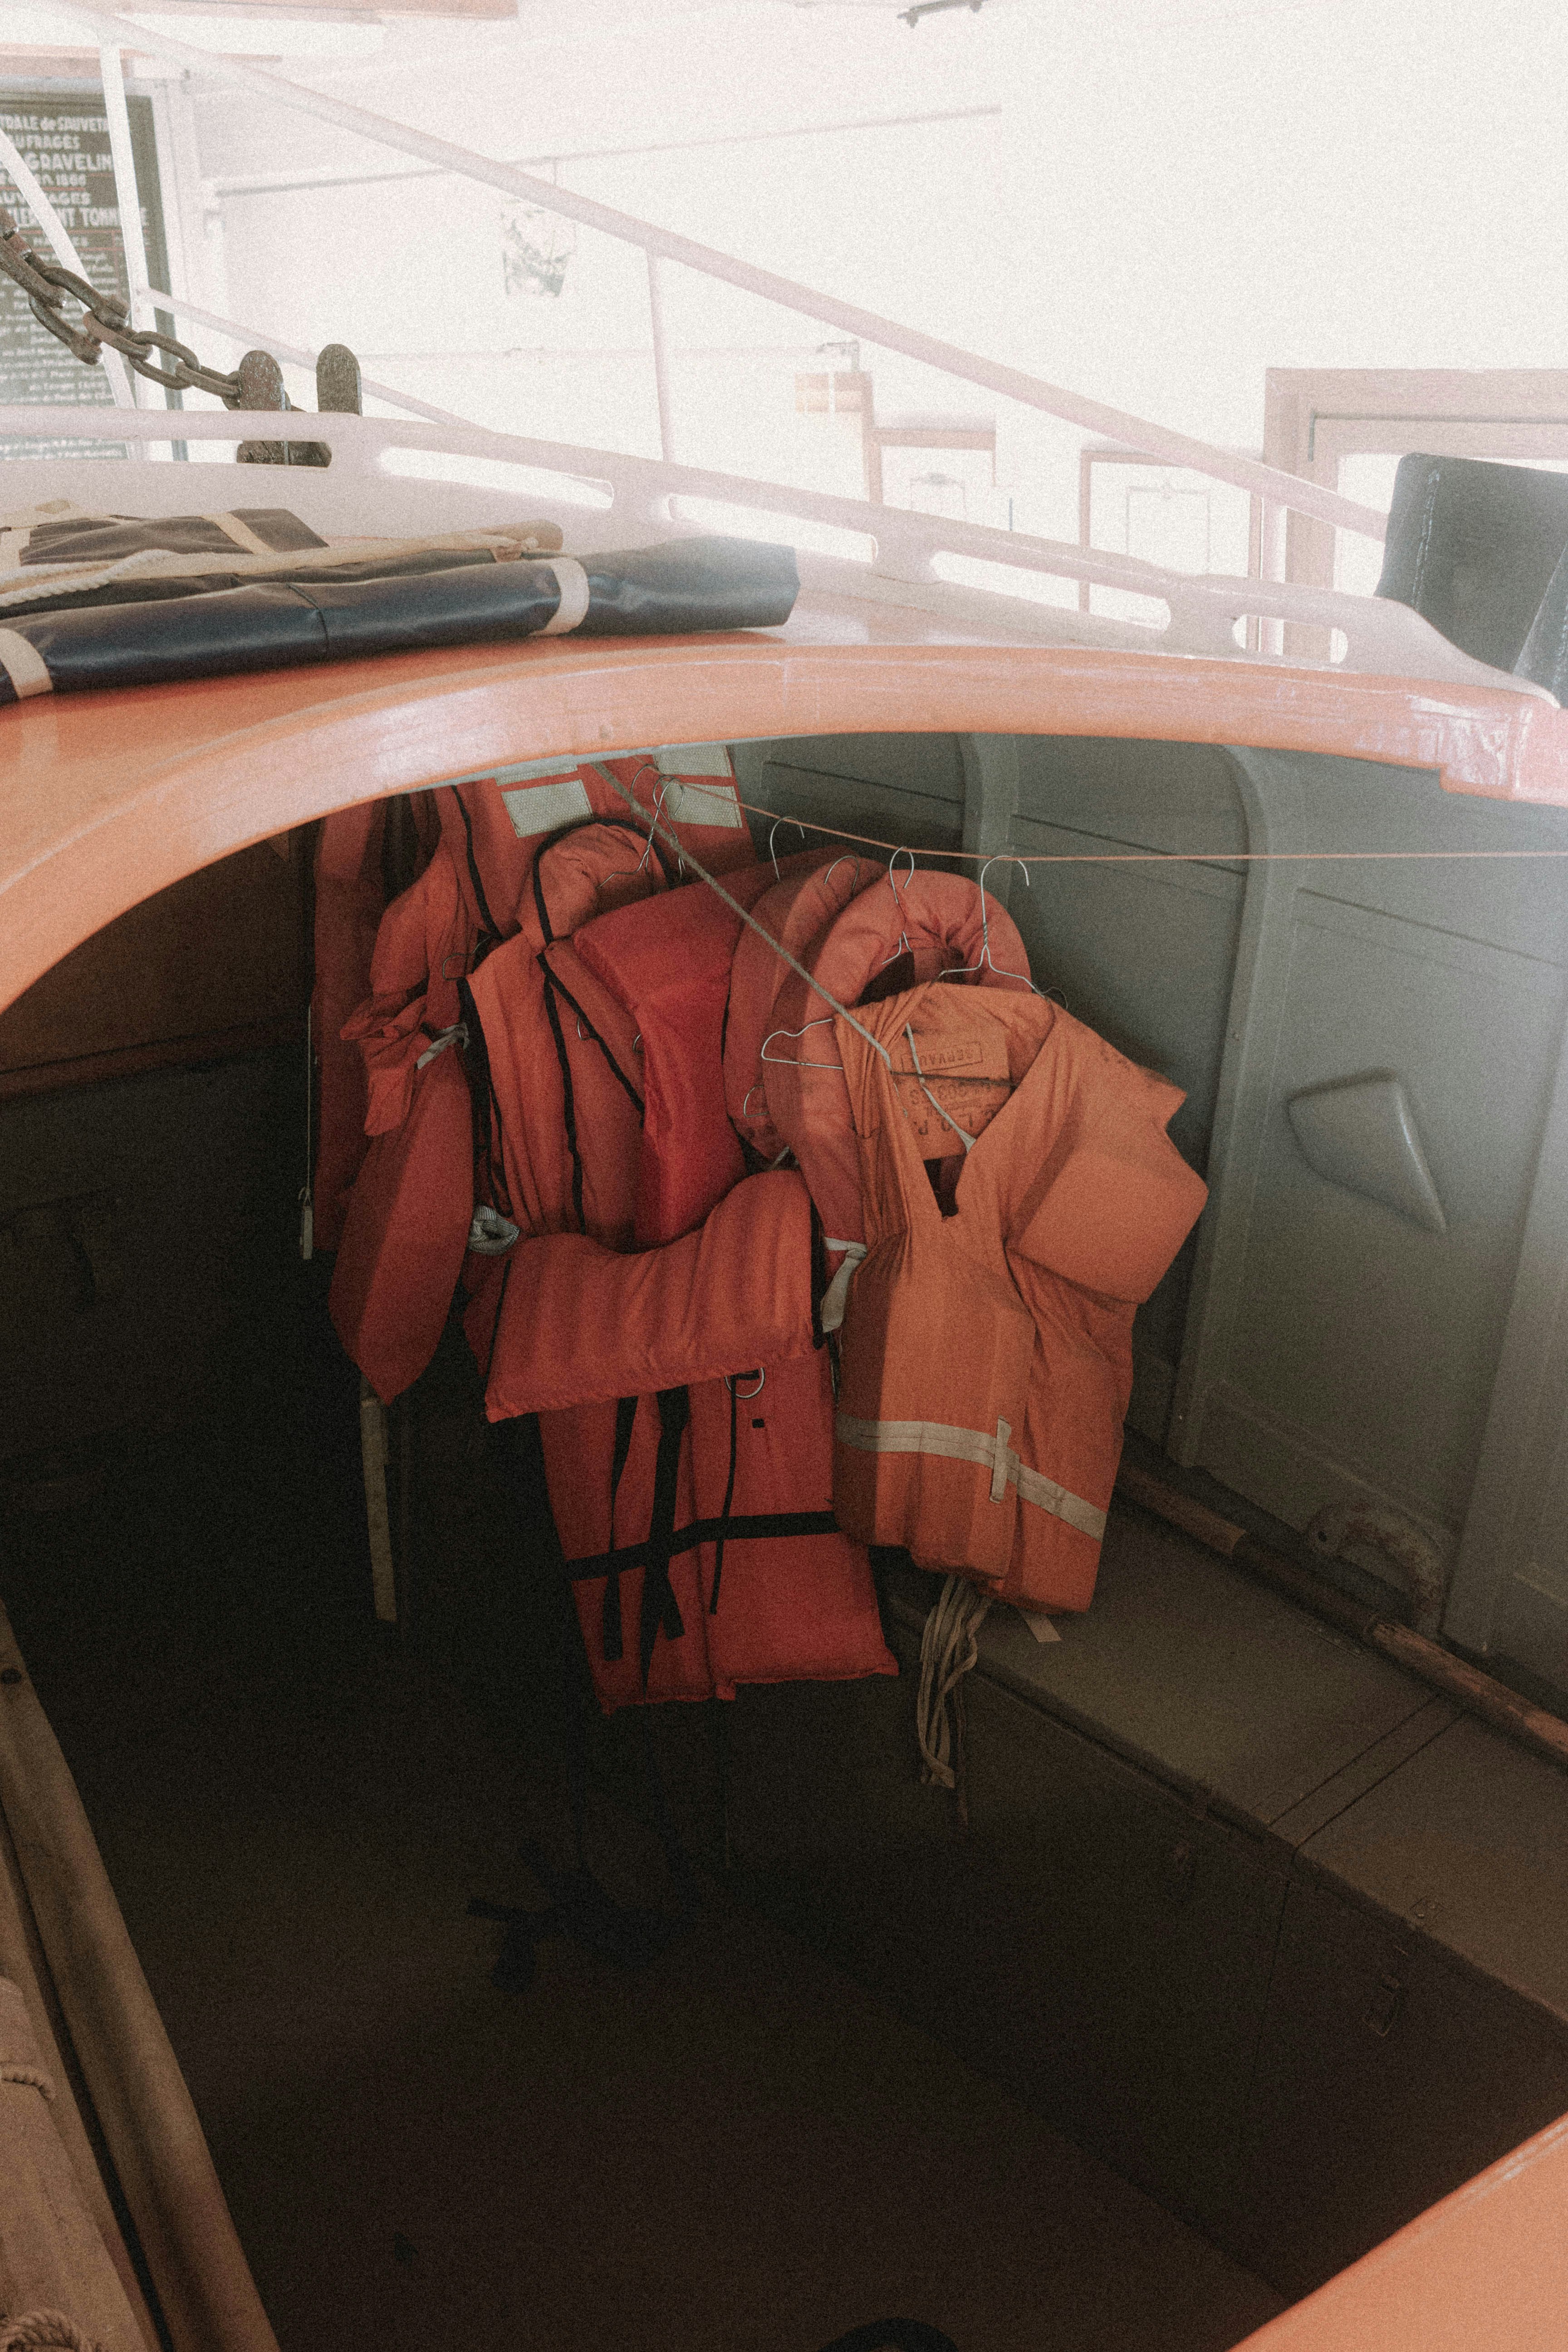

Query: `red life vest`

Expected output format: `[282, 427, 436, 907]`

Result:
[327, 1044, 475, 1405]
[432, 748, 757, 953]
[739, 867, 1035, 1250]
[528, 862, 895, 1709]
[310, 804, 388, 1250]
[332, 820, 666, 1400]
[832, 984, 1208, 1612]
[573, 853, 826, 1245]
[484, 1170, 818, 1416]
[316, 748, 750, 1248]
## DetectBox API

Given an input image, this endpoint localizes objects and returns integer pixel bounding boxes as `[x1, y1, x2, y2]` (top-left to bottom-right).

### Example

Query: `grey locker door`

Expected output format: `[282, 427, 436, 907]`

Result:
[1171, 748, 1568, 1661]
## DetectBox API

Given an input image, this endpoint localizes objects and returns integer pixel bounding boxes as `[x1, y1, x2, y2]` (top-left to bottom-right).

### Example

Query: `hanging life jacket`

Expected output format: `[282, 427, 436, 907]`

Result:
[310, 801, 391, 1250]
[724, 861, 1038, 1339]
[495, 860, 894, 1710]
[332, 819, 669, 1401]
[433, 746, 757, 957]
[315, 745, 749, 1246]
[486, 1171, 893, 1709]
[831, 982, 1208, 1613]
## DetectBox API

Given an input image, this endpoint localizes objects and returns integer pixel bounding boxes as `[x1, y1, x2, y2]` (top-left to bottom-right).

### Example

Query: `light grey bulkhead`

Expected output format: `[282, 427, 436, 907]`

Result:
[729, 730, 1568, 1701]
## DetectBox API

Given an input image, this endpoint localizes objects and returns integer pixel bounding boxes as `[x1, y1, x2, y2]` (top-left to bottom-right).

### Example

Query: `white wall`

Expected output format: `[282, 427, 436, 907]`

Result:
[170, 0, 1565, 547]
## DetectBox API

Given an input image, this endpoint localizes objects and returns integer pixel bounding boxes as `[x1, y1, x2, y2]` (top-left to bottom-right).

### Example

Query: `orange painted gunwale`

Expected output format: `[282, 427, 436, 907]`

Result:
[1232, 2111, 1568, 2351]
[3, 612, 1566, 1018]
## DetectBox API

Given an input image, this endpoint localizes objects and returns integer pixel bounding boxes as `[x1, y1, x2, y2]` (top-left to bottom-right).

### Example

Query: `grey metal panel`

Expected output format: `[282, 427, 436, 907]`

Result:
[1172, 749, 1568, 1681]
[1213, 892, 1565, 1529]
[726, 1646, 1286, 2233]
[1013, 736, 1250, 863]
[1447, 1017, 1568, 1683]
[1229, 1874, 1568, 2298]
[1293, 1711, 1568, 2024]
[884, 1502, 1435, 1836]
[730, 733, 965, 856]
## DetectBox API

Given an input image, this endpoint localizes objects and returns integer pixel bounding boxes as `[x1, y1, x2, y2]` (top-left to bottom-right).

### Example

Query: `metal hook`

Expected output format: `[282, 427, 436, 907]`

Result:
[760, 1016, 844, 1071]
[769, 815, 807, 880]
[740, 1081, 766, 1121]
[600, 769, 675, 884]
[822, 855, 865, 891]
[725, 1368, 766, 1400]
[940, 854, 1042, 993]
[888, 844, 916, 905]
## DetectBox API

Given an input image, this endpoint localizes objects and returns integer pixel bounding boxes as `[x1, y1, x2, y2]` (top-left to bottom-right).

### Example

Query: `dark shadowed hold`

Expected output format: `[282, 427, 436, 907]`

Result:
[813, 2327, 960, 2352]
[467, 1839, 693, 1991]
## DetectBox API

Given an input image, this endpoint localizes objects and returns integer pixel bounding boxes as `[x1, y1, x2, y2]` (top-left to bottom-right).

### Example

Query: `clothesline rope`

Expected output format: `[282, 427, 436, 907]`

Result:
[730, 794, 1568, 865]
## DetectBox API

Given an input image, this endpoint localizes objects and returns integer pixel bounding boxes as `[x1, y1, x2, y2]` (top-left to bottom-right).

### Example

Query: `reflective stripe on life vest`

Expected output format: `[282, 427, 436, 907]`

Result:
[833, 1411, 1108, 1542]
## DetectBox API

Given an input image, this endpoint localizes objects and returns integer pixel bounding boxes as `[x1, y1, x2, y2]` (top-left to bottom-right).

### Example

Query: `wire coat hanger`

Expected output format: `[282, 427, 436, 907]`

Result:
[941, 855, 1042, 993]
[760, 1016, 844, 1071]
[877, 844, 916, 968]
[769, 816, 807, 879]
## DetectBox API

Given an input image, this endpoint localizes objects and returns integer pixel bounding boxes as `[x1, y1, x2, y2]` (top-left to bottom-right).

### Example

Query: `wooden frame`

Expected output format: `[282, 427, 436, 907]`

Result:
[1264, 368, 1568, 593]
[1077, 442, 1266, 634]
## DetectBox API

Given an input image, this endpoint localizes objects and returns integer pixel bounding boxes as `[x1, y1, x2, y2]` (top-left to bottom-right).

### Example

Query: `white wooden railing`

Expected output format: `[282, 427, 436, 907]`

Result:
[0, 403, 1529, 698]
[19, 0, 1386, 548]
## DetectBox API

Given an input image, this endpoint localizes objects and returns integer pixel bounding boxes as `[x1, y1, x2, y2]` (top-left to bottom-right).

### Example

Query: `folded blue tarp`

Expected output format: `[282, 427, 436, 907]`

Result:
[0, 528, 799, 706]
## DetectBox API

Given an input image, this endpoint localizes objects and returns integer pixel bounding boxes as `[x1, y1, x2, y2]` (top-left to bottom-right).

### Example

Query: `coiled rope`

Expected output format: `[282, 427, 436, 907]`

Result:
[0, 2314, 105, 2352]
[915, 1575, 993, 1824]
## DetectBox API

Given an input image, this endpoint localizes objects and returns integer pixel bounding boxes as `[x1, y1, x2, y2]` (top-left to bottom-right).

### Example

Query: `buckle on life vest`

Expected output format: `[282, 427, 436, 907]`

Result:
[819, 1240, 867, 1334]
[467, 1204, 520, 1256]
[415, 1020, 469, 1069]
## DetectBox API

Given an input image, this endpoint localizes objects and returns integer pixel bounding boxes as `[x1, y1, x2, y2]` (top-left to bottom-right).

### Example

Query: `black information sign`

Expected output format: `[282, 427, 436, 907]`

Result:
[0, 84, 173, 458]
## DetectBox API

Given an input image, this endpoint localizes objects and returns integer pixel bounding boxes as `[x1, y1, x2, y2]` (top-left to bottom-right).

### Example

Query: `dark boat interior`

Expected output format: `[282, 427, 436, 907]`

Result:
[6, 726, 1568, 2351]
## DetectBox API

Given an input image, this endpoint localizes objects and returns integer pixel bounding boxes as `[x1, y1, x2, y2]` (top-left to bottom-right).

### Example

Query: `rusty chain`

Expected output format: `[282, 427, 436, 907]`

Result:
[0, 205, 245, 404]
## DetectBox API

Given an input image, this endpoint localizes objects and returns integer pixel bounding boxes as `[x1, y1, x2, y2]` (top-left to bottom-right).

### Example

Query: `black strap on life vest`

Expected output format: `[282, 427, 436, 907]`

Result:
[446, 785, 501, 964]
[709, 1374, 750, 1618]
[456, 973, 504, 1206]
[601, 1393, 640, 1664]
[640, 1386, 691, 1686]
[566, 1508, 839, 1584]
[539, 951, 645, 1119]
[472, 1412, 698, 1989]
[539, 972, 587, 1233]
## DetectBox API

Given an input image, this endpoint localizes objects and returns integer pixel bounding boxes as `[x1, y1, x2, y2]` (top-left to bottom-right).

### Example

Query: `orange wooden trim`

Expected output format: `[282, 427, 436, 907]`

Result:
[3, 623, 1565, 1018]
[0, 1017, 302, 1102]
[1233, 2111, 1568, 2351]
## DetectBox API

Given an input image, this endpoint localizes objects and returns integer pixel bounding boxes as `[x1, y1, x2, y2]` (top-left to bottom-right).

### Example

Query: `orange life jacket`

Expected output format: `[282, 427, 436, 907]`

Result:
[832, 983, 1208, 1612]
[316, 748, 749, 1253]
[310, 803, 388, 1249]
[739, 867, 1035, 1250]
[332, 820, 668, 1400]
[432, 749, 757, 956]
[574, 851, 828, 1243]
[506, 864, 894, 1710]
[487, 1170, 830, 1709]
